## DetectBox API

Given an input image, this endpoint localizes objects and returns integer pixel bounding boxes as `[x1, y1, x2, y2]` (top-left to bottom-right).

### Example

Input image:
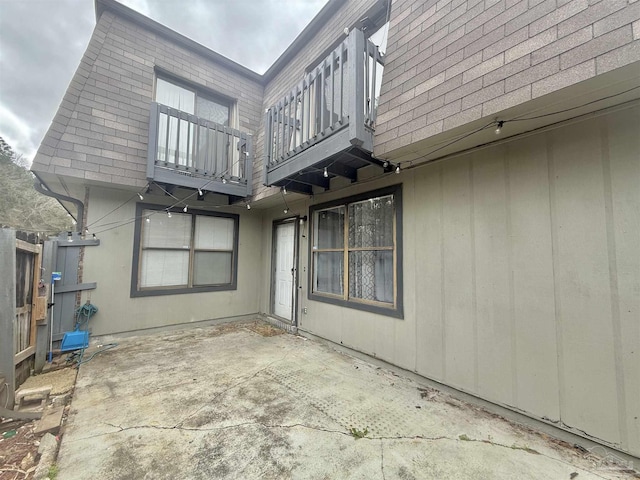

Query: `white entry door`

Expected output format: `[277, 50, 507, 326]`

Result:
[273, 222, 296, 321]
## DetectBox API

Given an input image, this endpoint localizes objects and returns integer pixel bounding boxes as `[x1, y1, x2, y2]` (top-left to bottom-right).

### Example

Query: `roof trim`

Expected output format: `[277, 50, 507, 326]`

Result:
[95, 0, 347, 86]
[95, 0, 263, 83]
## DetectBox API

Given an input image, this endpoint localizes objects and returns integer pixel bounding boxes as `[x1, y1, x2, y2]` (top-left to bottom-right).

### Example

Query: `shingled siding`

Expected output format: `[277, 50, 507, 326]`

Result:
[374, 0, 640, 157]
[32, 10, 264, 188]
[252, 0, 381, 201]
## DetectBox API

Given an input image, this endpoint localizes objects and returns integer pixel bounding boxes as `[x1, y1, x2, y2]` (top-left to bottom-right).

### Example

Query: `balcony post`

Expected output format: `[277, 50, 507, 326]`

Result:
[347, 28, 365, 147]
[263, 108, 272, 186]
[245, 134, 254, 197]
[146, 102, 160, 180]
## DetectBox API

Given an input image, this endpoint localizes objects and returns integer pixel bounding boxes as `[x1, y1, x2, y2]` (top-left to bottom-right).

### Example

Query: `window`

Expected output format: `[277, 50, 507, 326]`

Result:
[154, 76, 242, 176]
[309, 185, 402, 317]
[155, 77, 230, 125]
[131, 204, 239, 297]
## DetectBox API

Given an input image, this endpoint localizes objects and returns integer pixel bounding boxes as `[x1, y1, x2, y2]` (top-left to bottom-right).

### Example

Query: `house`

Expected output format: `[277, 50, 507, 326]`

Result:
[31, 0, 640, 459]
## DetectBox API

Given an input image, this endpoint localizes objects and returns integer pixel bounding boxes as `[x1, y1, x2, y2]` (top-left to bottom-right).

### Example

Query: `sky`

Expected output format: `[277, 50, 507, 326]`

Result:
[0, 0, 328, 164]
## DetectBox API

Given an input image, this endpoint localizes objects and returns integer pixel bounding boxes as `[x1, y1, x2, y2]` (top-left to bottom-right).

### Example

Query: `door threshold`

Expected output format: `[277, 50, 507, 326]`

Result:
[262, 315, 298, 334]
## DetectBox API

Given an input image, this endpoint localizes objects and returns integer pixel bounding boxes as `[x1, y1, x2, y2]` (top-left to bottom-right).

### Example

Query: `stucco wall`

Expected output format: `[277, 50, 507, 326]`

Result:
[82, 186, 263, 335]
[32, 9, 264, 188]
[262, 104, 640, 456]
[375, 0, 640, 157]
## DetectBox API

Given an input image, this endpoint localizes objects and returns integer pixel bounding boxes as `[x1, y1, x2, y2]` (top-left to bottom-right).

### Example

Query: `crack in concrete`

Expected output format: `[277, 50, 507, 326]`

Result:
[81, 422, 615, 478]
[101, 420, 353, 437]
[173, 353, 290, 429]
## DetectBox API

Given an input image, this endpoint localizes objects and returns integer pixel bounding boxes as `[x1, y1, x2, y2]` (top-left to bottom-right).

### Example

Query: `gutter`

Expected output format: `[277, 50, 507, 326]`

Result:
[32, 172, 84, 233]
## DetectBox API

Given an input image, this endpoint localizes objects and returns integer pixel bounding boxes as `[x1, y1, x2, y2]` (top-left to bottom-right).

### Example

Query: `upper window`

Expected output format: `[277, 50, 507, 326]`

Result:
[309, 185, 402, 318]
[131, 204, 239, 297]
[155, 77, 230, 126]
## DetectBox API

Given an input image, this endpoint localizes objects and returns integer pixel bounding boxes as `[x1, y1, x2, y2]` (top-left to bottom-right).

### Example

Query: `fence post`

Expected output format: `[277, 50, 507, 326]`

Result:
[0, 229, 17, 408]
[35, 239, 57, 373]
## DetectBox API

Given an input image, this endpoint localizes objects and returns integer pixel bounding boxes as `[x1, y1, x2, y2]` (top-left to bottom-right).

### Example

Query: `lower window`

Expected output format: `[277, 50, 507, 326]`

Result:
[131, 204, 238, 297]
[309, 185, 402, 318]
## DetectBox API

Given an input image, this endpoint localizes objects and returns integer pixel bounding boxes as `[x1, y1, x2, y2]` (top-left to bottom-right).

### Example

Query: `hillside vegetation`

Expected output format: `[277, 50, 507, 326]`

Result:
[0, 137, 73, 234]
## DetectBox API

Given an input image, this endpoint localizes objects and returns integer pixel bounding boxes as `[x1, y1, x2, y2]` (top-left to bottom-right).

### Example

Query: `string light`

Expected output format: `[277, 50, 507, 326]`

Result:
[282, 186, 287, 195]
[198, 188, 203, 196]
[495, 121, 504, 135]
[284, 208, 289, 214]
[323, 167, 329, 178]
[222, 178, 227, 184]
[183, 205, 188, 213]
[145, 217, 150, 223]
[246, 203, 251, 210]
[92, 234, 96, 240]
[395, 165, 401, 174]
[138, 193, 144, 200]
[167, 211, 172, 218]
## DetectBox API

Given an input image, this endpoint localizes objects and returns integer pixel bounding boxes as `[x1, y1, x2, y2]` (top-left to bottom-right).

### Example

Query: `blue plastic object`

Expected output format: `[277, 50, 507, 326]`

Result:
[60, 303, 98, 352]
[60, 330, 89, 352]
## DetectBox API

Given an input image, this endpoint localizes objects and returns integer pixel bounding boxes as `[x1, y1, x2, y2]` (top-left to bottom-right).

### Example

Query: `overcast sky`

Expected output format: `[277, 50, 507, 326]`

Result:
[0, 0, 327, 164]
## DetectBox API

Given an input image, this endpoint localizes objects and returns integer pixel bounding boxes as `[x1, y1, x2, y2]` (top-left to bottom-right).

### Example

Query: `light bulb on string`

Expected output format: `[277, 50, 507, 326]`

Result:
[323, 167, 328, 178]
[138, 193, 144, 200]
[395, 164, 401, 174]
[495, 121, 504, 135]
[183, 205, 188, 213]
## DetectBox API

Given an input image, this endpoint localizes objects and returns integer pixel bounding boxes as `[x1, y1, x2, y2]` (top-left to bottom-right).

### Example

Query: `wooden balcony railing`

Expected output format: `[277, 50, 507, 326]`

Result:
[147, 102, 253, 197]
[264, 28, 384, 185]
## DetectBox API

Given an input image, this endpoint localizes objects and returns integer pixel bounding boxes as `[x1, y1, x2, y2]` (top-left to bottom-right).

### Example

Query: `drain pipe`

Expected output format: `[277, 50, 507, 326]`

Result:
[33, 173, 85, 233]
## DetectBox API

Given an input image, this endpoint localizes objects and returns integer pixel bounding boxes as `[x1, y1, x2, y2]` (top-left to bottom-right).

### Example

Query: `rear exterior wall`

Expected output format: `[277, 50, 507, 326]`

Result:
[31, 10, 264, 188]
[375, 0, 640, 157]
[261, 104, 640, 457]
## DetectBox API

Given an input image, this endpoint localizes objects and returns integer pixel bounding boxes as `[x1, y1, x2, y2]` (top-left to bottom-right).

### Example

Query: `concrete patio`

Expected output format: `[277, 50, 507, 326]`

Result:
[57, 320, 636, 479]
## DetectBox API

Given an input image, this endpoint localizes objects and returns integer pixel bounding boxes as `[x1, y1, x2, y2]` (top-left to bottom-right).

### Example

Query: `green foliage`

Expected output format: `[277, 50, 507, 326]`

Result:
[48, 463, 59, 479]
[0, 136, 72, 233]
[349, 426, 369, 439]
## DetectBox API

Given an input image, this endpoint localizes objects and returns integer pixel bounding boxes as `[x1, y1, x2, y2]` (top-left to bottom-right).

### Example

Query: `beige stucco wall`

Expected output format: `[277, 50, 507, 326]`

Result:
[82, 186, 263, 336]
[260, 103, 640, 456]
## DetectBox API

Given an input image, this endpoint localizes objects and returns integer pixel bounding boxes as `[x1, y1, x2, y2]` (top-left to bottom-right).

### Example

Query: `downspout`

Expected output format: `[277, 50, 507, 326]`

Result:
[32, 173, 85, 233]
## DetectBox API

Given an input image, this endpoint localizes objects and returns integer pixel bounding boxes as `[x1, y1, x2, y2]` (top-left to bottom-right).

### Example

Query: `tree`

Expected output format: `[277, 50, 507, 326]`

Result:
[0, 136, 73, 234]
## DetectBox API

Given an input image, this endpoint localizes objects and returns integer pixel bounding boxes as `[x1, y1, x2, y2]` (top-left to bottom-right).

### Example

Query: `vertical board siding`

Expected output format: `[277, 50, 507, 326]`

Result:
[549, 119, 620, 445]
[605, 107, 640, 453]
[441, 158, 476, 392]
[507, 135, 559, 421]
[295, 105, 640, 456]
[472, 148, 514, 405]
[414, 165, 445, 381]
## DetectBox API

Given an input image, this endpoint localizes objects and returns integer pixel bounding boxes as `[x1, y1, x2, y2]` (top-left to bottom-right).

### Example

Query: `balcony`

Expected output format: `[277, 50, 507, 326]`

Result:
[264, 28, 389, 194]
[147, 102, 253, 198]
